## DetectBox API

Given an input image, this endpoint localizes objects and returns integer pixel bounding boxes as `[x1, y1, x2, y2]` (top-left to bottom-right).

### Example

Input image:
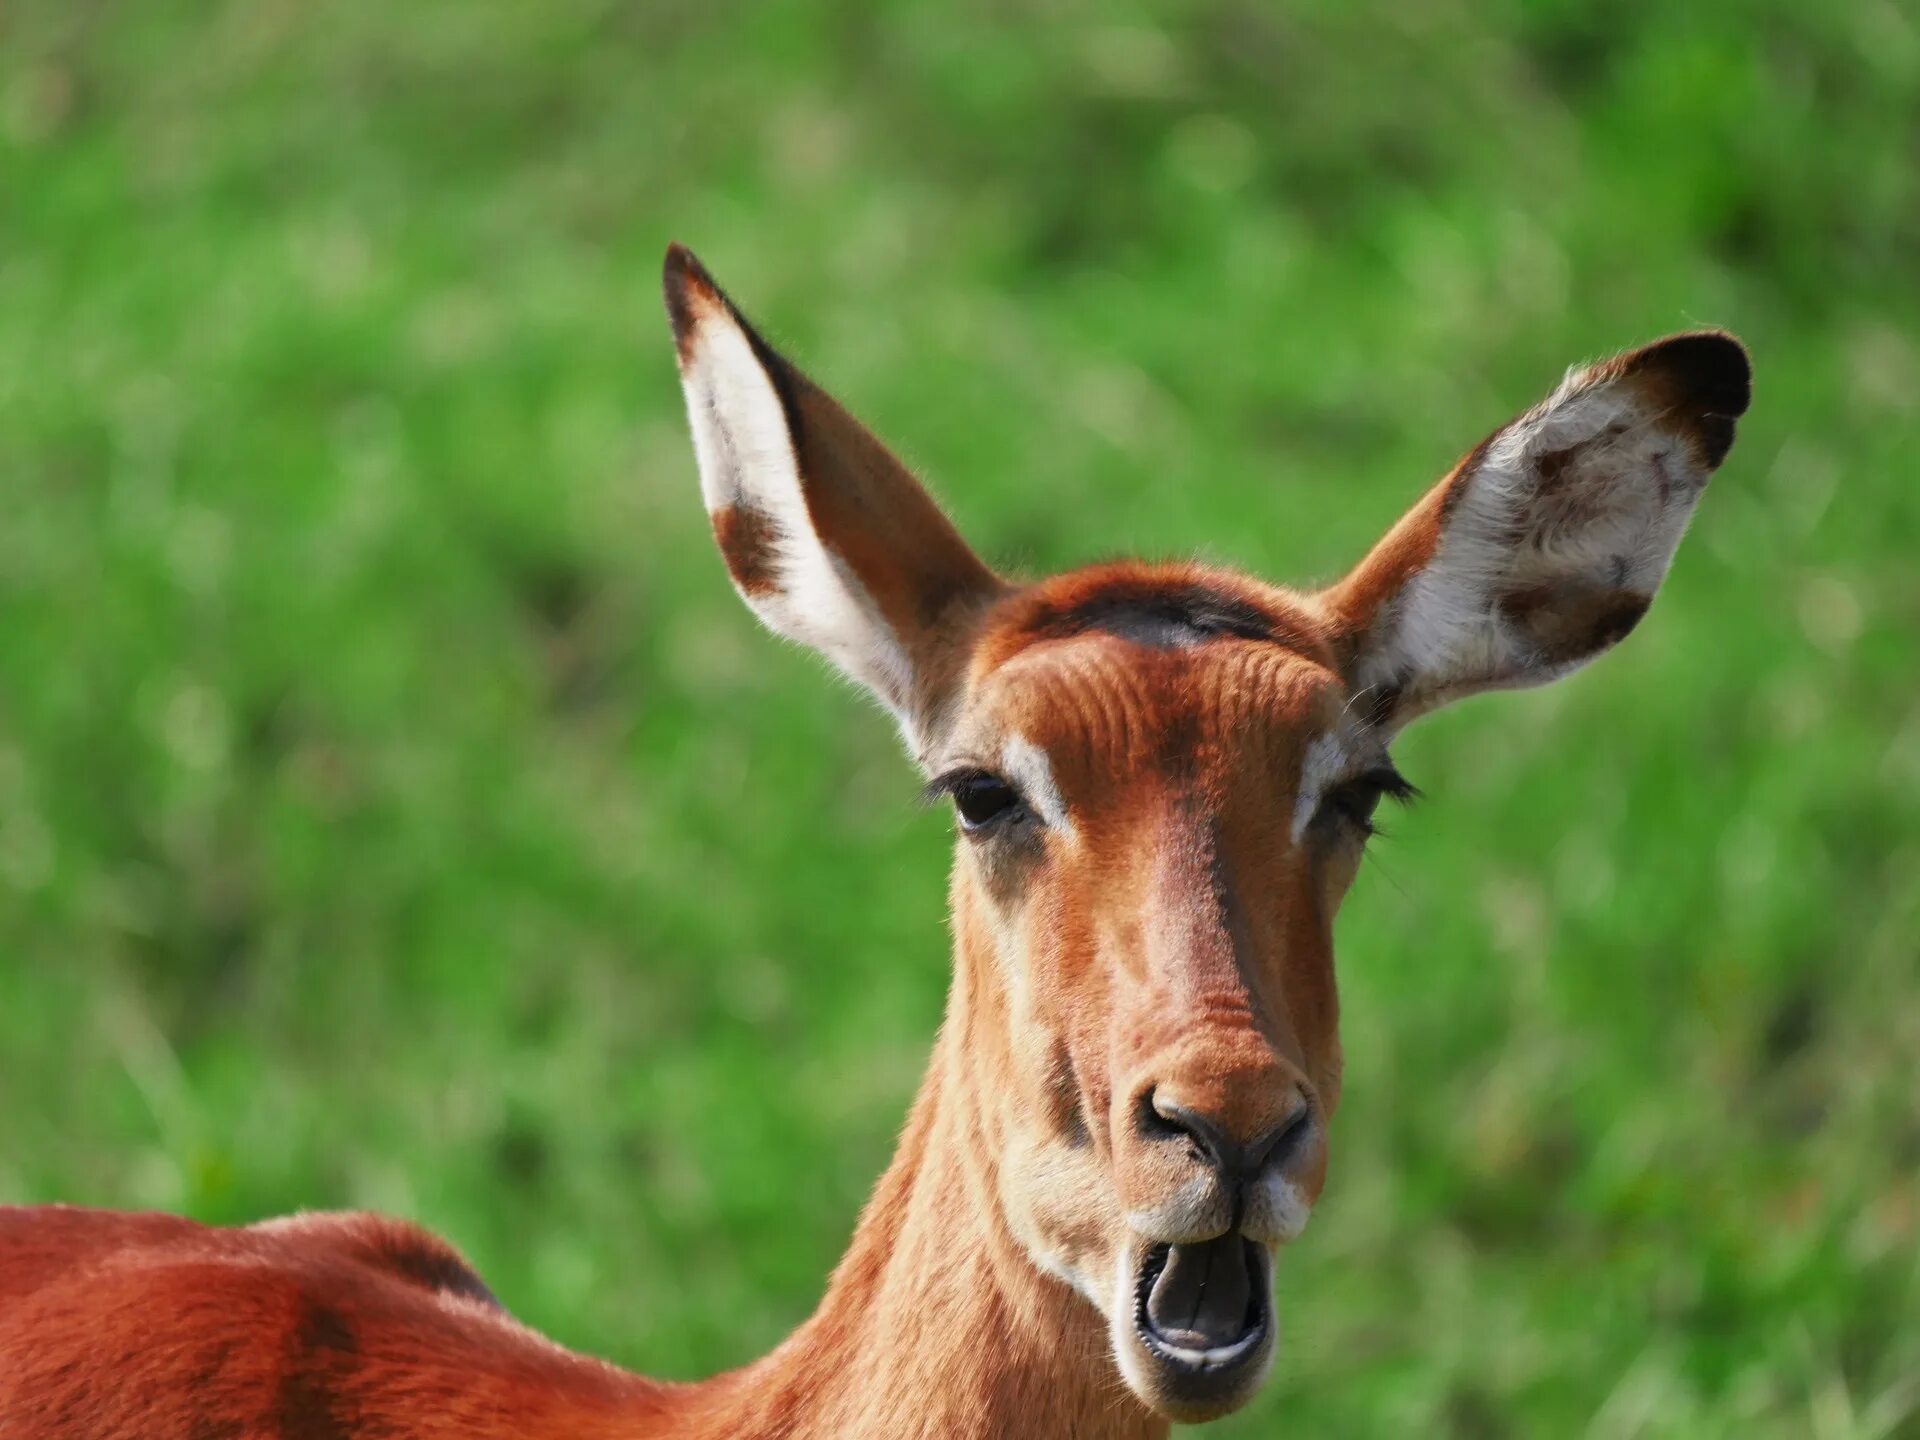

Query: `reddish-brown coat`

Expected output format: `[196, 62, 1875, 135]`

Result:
[0, 1207, 676, 1439]
[0, 252, 1749, 1439]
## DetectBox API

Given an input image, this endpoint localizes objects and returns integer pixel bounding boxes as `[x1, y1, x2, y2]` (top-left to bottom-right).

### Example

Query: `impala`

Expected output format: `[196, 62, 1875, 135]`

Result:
[0, 246, 1749, 1438]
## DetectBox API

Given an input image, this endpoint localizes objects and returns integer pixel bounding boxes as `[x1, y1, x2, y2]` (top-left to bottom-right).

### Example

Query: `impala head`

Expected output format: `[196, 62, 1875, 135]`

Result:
[663, 245, 1748, 1423]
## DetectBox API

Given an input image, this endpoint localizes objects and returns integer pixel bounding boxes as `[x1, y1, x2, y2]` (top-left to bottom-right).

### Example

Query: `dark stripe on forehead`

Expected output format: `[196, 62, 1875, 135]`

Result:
[1021, 580, 1298, 652]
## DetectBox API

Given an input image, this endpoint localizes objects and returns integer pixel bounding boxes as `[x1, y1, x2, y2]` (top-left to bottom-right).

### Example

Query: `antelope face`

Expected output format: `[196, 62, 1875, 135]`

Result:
[664, 245, 1748, 1423]
[933, 569, 1367, 1419]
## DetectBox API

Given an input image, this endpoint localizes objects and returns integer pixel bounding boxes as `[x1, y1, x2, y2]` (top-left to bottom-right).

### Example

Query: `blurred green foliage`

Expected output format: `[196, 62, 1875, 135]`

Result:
[3, 1, 1918, 1434]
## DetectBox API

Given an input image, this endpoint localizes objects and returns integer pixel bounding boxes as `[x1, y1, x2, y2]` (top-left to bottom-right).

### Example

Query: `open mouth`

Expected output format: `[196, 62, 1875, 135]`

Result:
[1132, 1234, 1270, 1373]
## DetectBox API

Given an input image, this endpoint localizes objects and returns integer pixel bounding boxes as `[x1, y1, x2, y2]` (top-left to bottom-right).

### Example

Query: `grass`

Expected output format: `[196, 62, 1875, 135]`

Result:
[3, 1, 1918, 1434]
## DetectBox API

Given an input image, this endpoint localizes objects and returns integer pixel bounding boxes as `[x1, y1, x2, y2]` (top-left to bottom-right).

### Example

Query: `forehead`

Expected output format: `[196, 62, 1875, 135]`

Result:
[954, 564, 1348, 778]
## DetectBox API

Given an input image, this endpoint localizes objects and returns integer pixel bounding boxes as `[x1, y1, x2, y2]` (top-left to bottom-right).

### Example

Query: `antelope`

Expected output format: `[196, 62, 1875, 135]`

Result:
[0, 246, 1750, 1438]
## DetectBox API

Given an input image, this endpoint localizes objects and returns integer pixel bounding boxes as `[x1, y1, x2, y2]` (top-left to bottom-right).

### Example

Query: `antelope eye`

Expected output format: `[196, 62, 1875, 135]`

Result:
[1318, 765, 1417, 838]
[1327, 778, 1386, 832]
[951, 773, 1020, 830]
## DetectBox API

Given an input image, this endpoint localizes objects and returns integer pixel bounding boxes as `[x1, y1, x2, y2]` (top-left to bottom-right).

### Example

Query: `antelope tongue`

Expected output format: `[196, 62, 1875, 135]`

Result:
[1145, 1236, 1256, 1351]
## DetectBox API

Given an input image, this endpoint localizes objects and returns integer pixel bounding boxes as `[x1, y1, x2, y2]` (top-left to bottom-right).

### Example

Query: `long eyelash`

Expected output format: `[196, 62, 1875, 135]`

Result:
[1369, 766, 1421, 806]
[919, 767, 989, 808]
[1343, 765, 1421, 839]
[1374, 772, 1419, 837]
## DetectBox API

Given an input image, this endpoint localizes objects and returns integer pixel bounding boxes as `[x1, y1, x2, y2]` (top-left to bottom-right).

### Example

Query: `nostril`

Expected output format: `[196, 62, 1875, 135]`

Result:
[1247, 1096, 1314, 1176]
[1136, 1089, 1185, 1146]
[1142, 1089, 1314, 1181]
[1141, 1091, 1228, 1173]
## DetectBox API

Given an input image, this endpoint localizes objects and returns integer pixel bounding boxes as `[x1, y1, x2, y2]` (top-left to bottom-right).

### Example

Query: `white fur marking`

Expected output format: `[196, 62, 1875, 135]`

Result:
[1002, 733, 1075, 837]
[1242, 1173, 1312, 1245]
[675, 299, 916, 726]
[1123, 1173, 1229, 1246]
[1291, 731, 1350, 843]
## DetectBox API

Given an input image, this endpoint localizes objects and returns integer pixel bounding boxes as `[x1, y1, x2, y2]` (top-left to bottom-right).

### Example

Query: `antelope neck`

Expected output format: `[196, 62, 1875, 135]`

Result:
[674, 1000, 1164, 1439]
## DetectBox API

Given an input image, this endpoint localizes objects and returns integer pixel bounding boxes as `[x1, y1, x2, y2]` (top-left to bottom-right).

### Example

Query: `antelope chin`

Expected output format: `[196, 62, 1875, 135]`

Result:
[1110, 1235, 1276, 1423]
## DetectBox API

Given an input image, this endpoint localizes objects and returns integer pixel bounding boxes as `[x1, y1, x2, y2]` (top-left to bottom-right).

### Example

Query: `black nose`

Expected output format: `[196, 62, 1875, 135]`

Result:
[1144, 1093, 1314, 1184]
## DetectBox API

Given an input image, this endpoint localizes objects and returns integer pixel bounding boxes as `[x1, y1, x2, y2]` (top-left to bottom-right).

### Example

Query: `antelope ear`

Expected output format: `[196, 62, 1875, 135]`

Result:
[1320, 332, 1751, 731]
[662, 245, 1003, 750]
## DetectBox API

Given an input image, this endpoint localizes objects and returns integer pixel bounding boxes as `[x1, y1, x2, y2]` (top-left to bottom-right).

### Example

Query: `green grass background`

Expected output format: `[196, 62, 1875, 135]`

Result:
[4, 2, 1918, 1434]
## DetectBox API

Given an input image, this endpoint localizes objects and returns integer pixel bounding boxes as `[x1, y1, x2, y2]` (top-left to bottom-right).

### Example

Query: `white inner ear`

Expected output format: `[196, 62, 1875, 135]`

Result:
[677, 306, 914, 722]
[1358, 365, 1710, 720]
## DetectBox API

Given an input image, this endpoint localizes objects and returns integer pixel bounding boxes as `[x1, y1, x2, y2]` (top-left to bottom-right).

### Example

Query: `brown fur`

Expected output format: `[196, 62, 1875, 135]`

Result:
[0, 251, 1750, 1438]
[710, 503, 782, 595]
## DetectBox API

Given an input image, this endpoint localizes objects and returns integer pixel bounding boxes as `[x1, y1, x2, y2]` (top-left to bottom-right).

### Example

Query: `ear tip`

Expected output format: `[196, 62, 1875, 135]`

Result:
[662, 243, 722, 354]
[1626, 329, 1753, 420]
[661, 240, 707, 285]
